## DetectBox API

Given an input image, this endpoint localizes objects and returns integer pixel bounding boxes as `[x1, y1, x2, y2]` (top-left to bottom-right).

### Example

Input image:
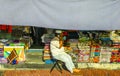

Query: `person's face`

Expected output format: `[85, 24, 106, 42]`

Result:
[57, 34, 60, 38]
[60, 33, 63, 39]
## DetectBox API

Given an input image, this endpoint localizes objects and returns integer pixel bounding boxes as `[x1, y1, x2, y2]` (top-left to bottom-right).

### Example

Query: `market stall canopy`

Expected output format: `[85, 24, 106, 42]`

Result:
[0, 0, 120, 30]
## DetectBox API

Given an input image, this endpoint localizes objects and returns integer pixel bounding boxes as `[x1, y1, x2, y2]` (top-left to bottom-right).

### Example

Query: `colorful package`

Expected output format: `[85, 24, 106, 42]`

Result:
[4, 46, 25, 62]
[7, 49, 18, 64]
[99, 47, 112, 63]
[110, 48, 120, 63]
[78, 45, 90, 62]
[0, 45, 5, 63]
[0, 45, 4, 57]
[90, 45, 101, 63]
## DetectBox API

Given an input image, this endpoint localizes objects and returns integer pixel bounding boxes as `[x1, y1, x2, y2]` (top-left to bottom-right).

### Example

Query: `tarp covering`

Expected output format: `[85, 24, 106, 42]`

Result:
[0, 0, 120, 30]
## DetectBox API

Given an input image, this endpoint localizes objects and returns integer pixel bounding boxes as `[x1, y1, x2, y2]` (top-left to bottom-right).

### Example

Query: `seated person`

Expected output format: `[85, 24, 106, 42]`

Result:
[50, 30, 80, 73]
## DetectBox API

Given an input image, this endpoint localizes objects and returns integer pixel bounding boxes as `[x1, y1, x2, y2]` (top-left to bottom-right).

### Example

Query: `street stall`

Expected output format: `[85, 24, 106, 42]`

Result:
[42, 30, 120, 68]
[0, 0, 120, 75]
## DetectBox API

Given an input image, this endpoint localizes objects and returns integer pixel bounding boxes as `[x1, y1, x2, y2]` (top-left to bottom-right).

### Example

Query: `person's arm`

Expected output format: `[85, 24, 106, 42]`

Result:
[59, 40, 63, 49]
[51, 37, 65, 52]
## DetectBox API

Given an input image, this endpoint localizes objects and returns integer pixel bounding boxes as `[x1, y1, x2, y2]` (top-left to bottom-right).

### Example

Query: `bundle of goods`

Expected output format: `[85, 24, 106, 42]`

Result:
[43, 43, 53, 64]
[4, 46, 25, 63]
[77, 43, 90, 62]
[110, 48, 120, 63]
[99, 47, 112, 63]
[0, 44, 7, 63]
[99, 37, 113, 46]
[0, 57, 7, 63]
[0, 45, 4, 57]
[90, 45, 101, 63]
[7, 49, 18, 64]
[112, 42, 120, 48]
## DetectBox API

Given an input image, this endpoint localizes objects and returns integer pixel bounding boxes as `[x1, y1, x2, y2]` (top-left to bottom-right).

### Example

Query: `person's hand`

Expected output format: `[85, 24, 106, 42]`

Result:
[64, 46, 72, 53]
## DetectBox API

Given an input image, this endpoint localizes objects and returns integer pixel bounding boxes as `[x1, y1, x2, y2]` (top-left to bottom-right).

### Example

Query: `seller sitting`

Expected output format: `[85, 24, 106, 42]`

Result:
[50, 30, 80, 73]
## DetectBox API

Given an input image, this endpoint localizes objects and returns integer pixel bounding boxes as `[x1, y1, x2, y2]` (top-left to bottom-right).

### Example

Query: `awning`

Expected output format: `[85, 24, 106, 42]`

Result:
[0, 0, 120, 30]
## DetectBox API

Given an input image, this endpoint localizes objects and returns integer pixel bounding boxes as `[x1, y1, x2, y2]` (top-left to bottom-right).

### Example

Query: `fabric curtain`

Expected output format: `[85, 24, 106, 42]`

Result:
[0, 0, 120, 30]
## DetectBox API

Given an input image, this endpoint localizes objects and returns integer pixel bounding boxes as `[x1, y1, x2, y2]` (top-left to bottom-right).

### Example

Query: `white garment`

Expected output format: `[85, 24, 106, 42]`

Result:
[50, 37, 75, 73]
[50, 37, 65, 56]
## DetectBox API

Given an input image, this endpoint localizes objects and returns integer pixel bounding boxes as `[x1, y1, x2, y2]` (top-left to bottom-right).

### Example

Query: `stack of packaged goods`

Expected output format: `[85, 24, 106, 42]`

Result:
[0, 45, 4, 57]
[90, 45, 101, 63]
[112, 42, 120, 48]
[77, 43, 90, 62]
[0, 44, 7, 63]
[4, 46, 25, 63]
[110, 42, 120, 63]
[0, 40, 11, 64]
[110, 47, 120, 63]
[43, 43, 55, 64]
[43, 43, 51, 60]
[99, 47, 112, 63]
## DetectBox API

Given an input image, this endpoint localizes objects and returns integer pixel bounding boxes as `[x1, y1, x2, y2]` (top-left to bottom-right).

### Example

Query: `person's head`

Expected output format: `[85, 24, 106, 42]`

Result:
[55, 33, 60, 37]
[55, 30, 62, 37]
